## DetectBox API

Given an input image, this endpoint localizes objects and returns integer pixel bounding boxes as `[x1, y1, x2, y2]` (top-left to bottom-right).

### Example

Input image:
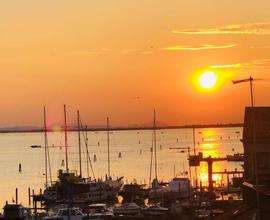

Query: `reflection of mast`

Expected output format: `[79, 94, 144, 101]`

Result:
[85, 125, 90, 178]
[107, 117, 111, 178]
[64, 105, 69, 172]
[149, 134, 154, 187]
[43, 106, 48, 188]
[153, 109, 158, 181]
[192, 127, 198, 191]
[77, 110, 82, 177]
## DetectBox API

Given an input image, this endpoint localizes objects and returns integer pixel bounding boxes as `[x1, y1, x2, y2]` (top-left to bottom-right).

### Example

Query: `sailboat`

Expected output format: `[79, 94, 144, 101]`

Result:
[145, 110, 169, 215]
[148, 109, 165, 199]
[148, 109, 192, 203]
[42, 106, 123, 206]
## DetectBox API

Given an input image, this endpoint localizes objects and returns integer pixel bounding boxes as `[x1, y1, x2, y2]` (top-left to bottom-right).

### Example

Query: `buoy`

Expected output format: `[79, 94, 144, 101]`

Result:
[19, 163, 22, 173]
[160, 145, 162, 150]
[61, 159, 65, 167]
[118, 152, 122, 158]
[139, 140, 141, 144]
[94, 154, 97, 162]
[97, 142, 100, 146]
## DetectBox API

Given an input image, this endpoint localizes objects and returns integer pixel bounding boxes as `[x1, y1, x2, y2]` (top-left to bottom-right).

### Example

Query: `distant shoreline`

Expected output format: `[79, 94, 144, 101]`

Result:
[0, 123, 243, 133]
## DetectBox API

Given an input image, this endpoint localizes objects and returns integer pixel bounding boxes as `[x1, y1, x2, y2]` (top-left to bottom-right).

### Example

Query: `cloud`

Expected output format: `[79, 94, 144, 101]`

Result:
[172, 22, 270, 35]
[71, 48, 112, 55]
[141, 51, 153, 54]
[209, 59, 270, 69]
[163, 44, 236, 51]
[248, 46, 270, 49]
[122, 48, 154, 55]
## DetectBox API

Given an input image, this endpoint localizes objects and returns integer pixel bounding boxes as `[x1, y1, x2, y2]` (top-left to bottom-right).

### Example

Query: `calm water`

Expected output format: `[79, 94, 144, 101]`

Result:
[0, 127, 243, 209]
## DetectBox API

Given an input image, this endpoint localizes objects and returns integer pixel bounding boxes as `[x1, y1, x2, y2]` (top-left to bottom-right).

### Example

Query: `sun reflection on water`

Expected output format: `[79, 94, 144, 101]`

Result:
[197, 129, 223, 187]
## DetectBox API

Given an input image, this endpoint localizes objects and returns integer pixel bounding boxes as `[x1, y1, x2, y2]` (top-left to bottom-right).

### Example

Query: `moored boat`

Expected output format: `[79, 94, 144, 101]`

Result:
[43, 170, 123, 205]
[82, 204, 113, 220]
[149, 177, 193, 201]
[30, 145, 41, 148]
[3, 204, 30, 220]
[113, 203, 141, 216]
[142, 205, 169, 216]
[44, 207, 86, 220]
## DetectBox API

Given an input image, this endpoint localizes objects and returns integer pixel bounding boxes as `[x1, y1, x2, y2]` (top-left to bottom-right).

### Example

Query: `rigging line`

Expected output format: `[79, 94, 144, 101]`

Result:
[47, 138, 52, 185]
[85, 126, 90, 178]
[79, 120, 95, 180]
[47, 148, 52, 184]
[85, 126, 96, 180]
[50, 142, 57, 179]
[80, 122, 89, 178]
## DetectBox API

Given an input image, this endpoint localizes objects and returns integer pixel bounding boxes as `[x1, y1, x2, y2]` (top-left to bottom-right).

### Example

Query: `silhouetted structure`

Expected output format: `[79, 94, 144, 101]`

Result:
[242, 107, 270, 186]
[215, 107, 270, 220]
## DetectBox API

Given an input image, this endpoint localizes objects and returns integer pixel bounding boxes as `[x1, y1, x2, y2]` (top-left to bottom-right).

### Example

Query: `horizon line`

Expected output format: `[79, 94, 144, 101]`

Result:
[0, 122, 243, 133]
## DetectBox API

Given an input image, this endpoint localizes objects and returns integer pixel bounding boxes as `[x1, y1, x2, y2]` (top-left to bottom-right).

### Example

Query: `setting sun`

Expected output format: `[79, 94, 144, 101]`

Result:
[198, 72, 218, 89]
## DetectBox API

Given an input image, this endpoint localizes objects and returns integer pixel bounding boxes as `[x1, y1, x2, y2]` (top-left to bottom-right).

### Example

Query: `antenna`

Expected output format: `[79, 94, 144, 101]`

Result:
[232, 76, 264, 107]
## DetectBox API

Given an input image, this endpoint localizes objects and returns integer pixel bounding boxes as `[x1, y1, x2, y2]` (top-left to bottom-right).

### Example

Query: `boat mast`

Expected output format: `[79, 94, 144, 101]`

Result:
[43, 106, 48, 188]
[154, 109, 157, 181]
[77, 110, 82, 177]
[107, 117, 111, 178]
[64, 105, 69, 172]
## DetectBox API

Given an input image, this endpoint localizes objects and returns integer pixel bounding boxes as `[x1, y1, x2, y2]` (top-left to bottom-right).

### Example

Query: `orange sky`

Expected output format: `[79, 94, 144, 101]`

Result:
[1, 1, 270, 127]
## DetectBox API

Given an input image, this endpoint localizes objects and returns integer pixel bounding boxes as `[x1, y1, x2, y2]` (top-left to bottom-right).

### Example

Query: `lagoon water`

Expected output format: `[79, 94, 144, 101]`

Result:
[0, 127, 243, 210]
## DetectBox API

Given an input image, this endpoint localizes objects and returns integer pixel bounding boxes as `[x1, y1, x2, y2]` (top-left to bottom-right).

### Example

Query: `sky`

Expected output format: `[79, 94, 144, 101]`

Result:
[1, 0, 270, 127]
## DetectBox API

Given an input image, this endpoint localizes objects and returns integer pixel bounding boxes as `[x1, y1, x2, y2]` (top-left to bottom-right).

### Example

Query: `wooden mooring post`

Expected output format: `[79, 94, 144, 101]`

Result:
[15, 188, 18, 204]
[28, 187, 31, 206]
[32, 189, 35, 209]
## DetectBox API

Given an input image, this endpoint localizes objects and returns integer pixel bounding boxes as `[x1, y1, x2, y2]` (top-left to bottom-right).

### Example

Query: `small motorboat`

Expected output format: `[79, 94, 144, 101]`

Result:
[142, 205, 169, 216]
[44, 207, 86, 220]
[30, 145, 42, 148]
[113, 203, 141, 216]
[3, 204, 30, 220]
[82, 204, 113, 220]
[226, 153, 244, 162]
